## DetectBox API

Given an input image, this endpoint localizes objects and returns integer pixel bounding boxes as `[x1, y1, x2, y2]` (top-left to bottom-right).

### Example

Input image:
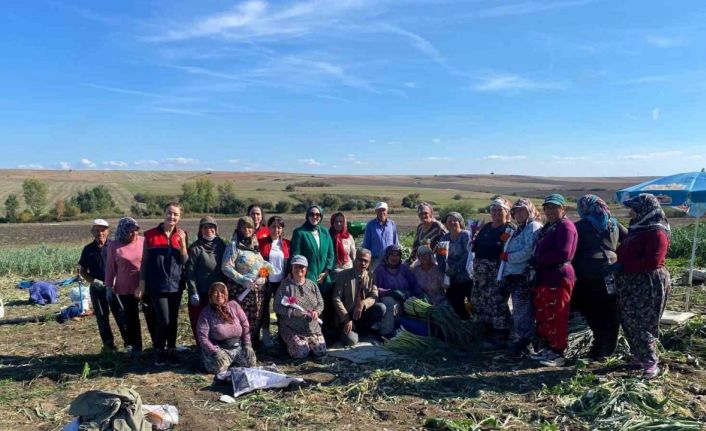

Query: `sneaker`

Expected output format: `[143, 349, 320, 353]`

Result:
[154, 351, 168, 367]
[124, 345, 142, 356]
[166, 348, 181, 366]
[530, 349, 550, 361]
[642, 364, 661, 379]
[539, 351, 566, 367]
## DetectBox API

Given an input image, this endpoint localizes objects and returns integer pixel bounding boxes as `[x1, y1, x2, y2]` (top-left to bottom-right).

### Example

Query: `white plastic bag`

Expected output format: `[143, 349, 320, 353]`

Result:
[142, 404, 179, 430]
[223, 367, 305, 397]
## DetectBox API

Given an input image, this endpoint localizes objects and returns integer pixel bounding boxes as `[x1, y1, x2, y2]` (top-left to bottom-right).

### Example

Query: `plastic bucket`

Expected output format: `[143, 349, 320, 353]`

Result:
[400, 316, 430, 336]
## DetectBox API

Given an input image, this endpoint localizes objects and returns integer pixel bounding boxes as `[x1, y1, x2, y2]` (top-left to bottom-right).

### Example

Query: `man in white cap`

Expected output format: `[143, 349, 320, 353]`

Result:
[78, 219, 117, 352]
[362, 202, 399, 270]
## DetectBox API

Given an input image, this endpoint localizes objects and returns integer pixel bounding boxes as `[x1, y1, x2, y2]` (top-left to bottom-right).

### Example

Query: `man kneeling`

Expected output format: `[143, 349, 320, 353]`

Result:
[274, 255, 327, 359]
[333, 248, 387, 345]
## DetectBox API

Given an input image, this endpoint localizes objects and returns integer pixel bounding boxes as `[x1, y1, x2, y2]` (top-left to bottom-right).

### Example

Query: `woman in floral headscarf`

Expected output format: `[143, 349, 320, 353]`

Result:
[409, 202, 447, 264]
[500, 198, 543, 356]
[571, 195, 627, 361]
[472, 197, 515, 344]
[222, 216, 273, 349]
[607, 194, 670, 379]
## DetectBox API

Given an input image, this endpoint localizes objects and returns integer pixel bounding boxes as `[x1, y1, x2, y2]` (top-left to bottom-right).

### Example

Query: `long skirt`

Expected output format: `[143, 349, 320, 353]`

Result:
[503, 274, 534, 342]
[230, 282, 266, 348]
[616, 267, 671, 368]
[472, 259, 512, 334]
[534, 277, 574, 352]
[280, 327, 327, 359]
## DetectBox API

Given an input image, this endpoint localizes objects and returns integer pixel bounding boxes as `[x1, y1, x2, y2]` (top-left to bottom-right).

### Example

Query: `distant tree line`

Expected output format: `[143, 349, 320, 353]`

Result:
[1, 177, 473, 223]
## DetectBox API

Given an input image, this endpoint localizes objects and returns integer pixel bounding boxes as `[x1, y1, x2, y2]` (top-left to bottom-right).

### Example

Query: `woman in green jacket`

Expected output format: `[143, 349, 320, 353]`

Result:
[290, 205, 335, 335]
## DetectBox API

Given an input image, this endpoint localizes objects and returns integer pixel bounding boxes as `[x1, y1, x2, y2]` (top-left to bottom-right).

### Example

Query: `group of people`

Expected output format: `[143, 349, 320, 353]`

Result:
[78, 192, 672, 379]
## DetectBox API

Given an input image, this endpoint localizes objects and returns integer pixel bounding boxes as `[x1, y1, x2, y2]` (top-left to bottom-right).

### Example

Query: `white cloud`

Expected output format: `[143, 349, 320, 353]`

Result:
[471, 73, 566, 92]
[475, 0, 594, 18]
[623, 150, 683, 161]
[134, 159, 159, 166]
[619, 75, 670, 85]
[368, 139, 376, 143]
[424, 156, 452, 161]
[17, 164, 45, 169]
[227, 159, 241, 164]
[80, 158, 97, 168]
[552, 156, 590, 161]
[432, 138, 442, 143]
[652, 108, 660, 121]
[403, 81, 417, 88]
[104, 161, 128, 167]
[298, 158, 322, 166]
[483, 155, 528, 160]
[645, 35, 684, 48]
[58, 161, 71, 170]
[164, 157, 200, 165]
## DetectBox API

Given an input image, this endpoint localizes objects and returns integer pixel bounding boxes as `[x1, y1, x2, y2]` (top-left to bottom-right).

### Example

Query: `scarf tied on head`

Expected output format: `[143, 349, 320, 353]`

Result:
[577, 194, 617, 233]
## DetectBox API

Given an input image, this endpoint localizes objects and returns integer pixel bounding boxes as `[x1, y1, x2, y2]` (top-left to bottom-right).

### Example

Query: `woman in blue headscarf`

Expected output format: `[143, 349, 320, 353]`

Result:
[571, 194, 627, 361]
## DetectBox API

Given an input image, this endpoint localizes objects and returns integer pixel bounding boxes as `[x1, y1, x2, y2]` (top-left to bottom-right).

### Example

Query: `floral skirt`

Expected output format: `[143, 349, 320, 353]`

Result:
[472, 259, 512, 333]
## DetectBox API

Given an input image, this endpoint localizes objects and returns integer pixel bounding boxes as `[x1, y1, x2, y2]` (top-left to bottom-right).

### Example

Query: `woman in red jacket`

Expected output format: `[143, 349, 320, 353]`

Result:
[607, 194, 670, 379]
[258, 216, 290, 347]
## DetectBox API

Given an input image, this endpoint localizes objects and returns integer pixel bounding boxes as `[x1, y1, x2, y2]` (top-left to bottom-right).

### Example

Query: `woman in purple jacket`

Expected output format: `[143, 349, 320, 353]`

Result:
[529, 194, 578, 367]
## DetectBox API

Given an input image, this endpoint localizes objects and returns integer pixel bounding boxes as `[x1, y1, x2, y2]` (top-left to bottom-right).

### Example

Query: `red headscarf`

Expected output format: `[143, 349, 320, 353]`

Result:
[329, 212, 350, 266]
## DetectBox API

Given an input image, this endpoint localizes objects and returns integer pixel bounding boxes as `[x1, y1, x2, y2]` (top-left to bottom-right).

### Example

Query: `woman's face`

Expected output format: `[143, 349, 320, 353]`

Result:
[490, 206, 507, 224]
[210, 288, 227, 306]
[543, 204, 564, 223]
[418, 208, 432, 224]
[446, 217, 461, 233]
[419, 252, 433, 266]
[240, 225, 254, 238]
[308, 208, 322, 226]
[291, 264, 307, 282]
[128, 228, 139, 243]
[164, 205, 181, 228]
[387, 250, 402, 267]
[333, 215, 345, 232]
[249, 207, 262, 227]
[512, 207, 529, 224]
[269, 224, 283, 239]
[200, 224, 216, 238]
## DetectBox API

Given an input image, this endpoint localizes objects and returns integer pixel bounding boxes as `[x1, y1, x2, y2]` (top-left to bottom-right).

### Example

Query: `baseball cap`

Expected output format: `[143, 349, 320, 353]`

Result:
[375, 202, 388, 211]
[92, 219, 110, 228]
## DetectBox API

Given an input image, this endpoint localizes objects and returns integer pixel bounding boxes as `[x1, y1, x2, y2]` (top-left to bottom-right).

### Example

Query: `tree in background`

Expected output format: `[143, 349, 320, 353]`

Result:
[4, 194, 19, 222]
[70, 186, 118, 214]
[401, 193, 421, 209]
[181, 179, 217, 213]
[217, 182, 246, 215]
[22, 179, 48, 217]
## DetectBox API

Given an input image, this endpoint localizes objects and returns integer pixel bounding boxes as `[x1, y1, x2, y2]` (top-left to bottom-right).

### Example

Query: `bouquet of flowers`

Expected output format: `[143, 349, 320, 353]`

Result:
[236, 265, 271, 302]
[280, 296, 323, 324]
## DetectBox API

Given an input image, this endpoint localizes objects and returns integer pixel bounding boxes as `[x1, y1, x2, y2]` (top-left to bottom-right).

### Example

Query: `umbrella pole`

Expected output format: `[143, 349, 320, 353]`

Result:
[686, 216, 701, 311]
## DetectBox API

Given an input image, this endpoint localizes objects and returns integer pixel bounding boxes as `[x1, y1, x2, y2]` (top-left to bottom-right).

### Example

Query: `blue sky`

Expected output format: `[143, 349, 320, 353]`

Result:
[1, 0, 705, 176]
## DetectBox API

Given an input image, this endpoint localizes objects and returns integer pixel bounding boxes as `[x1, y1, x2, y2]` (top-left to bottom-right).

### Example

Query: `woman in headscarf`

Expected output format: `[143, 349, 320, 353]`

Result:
[290, 205, 335, 331]
[185, 216, 227, 346]
[571, 195, 627, 361]
[411, 244, 447, 306]
[608, 194, 670, 379]
[437, 211, 474, 320]
[222, 216, 274, 349]
[258, 216, 290, 347]
[374, 244, 422, 334]
[105, 217, 155, 354]
[197, 282, 257, 375]
[409, 202, 447, 264]
[329, 212, 356, 275]
[530, 194, 578, 367]
[471, 197, 515, 344]
[500, 198, 543, 356]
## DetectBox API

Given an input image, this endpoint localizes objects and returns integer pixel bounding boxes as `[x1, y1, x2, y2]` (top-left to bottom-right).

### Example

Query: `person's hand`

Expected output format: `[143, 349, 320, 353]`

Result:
[244, 279, 257, 290]
[243, 345, 257, 366]
[91, 279, 105, 289]
[500, 252, 509, 262]
[106, 286, 114, 302]
[310, 310, 319, 322]
[343, 320, 353, 335]
[391, 290, 407, 302]
[134, 281, 145, 299]
[177, 229, 187, 248]
[291, 308, 307, 318]
[255, 277, 266, 287]
[317, 271, 327, 284]
[352, 304, 363, 321]
[189, 294, 200, 306]
[605, 262, 624, 274]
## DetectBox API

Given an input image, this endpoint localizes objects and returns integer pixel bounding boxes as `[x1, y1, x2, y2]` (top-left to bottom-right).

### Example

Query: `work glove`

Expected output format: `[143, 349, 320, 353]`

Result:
[391, 290, 407, 302]
[189, 294, 200, 306]
[242, 345, 257, 367]
[91, 279, 105, 289]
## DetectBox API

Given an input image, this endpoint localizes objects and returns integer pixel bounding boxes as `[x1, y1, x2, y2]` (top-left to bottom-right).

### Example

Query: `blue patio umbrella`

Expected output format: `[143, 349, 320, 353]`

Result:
[616, 168, 706, 310]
